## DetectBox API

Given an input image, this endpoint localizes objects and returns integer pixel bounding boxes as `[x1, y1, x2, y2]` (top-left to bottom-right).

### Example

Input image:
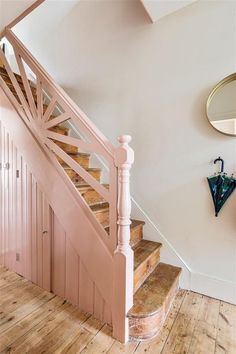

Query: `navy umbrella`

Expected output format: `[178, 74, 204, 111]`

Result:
[207, 157, 236, 216]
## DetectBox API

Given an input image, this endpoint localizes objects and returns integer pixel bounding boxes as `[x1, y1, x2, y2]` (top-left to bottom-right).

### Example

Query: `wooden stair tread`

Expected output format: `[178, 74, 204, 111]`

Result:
[129, 262, 181, 318]
[134, 240, 162, 271]
[90, 202, 109, 212]
[63, 166, 100, 173]
[59, 152, 90, 163]
[49, 126, 70, 134]
[131, 219, 145, 228]
[77, 183, 108, 191]
[0, 67, 28, 83]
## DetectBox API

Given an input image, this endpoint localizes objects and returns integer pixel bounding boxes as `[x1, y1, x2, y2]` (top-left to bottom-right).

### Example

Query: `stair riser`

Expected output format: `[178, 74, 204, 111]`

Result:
[57, 155, 89, 169]
[130, 224, 143, 248]
[8, 80, 37, 97]
[49, 127, 69, 136]
[0, 69, 26, 85]
[134, 248, 161, 293]
[9, 87, 55, 121]
[94, 209, 109, 225]
[7, 82, 37, 101]
[74, 170, 101, 184]
[129, 277, 180, 340]
[65, 169, 100, 183]
[55, 141, 78, 154]
[80, 189, 104, 205]
[1, 70, 33, 88]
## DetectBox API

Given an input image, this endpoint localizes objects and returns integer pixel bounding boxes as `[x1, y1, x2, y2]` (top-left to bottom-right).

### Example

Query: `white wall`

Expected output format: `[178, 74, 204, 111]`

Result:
[13, 0, 236, 303]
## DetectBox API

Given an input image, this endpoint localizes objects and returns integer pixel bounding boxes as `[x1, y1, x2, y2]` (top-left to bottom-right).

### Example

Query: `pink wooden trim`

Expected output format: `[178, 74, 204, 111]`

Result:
[44, 137, 111, 203]
[108, 162, 118, 251]
[0, 29, 6, 40]
[113, 135, 134, 343]
[14, 51, 37, 119]
[45, 130, 105, 157]
[4, 0, 46, 31]
[42, 97, 56, 122]
[45, 113, 70, 129]
[0, 48, 32, 122]
[0, 76, 29, 126]
[5, 29, 115, 159]
[36, 77, 43, 121]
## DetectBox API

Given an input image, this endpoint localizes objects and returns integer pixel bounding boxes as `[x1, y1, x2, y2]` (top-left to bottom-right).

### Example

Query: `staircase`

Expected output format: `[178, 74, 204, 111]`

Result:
[0, 63, 181, 340]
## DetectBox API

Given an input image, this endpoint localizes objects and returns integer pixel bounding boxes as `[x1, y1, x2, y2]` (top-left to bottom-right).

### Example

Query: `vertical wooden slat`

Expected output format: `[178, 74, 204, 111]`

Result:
[8, 139, 14, 270]
[1, 126, 5, 266]
[3, 130, 9, 268]
[36, 186, 43, 287]
[79, 261, 94, 314]
[11, 143, 17, 273]
[14, 51, 37, 119]
[42, 97, 56, 123]
[15, 153, 23, 275]
[104, 301, 112, 326]
[31, 176, 37, 284]
[24, 169, 32, 280]
[94, 286, 104, 322]
[42, 198, 51, 291]
[65, 238, 79, 306]
[0, 48, 32, 122]
[51, 213, 66, 298]
[21, 161, 28, 278]
[36, 77, 43, 121]
[0, 122, 3, 265]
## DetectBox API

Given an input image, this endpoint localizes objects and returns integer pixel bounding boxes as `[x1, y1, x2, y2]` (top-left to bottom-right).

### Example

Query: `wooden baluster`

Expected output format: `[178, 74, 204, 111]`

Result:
[113, 135, 134, 343]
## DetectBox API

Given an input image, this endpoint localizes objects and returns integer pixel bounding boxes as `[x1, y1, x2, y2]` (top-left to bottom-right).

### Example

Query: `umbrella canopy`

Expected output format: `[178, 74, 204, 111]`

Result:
[207, 174, 236, 216]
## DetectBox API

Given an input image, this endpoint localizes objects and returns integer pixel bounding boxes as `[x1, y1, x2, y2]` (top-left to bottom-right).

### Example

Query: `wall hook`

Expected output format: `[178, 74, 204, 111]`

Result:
[214, 156, 224, 173]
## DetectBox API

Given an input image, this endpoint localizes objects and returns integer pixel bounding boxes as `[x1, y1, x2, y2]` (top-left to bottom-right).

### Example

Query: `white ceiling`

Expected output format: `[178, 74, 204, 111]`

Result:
[0, 0, 35, 32]
[140, 0, 198, 22]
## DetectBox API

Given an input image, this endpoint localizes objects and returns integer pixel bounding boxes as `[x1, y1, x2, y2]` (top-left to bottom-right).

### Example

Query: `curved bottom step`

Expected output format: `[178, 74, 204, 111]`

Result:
[128, 262, 182, 340]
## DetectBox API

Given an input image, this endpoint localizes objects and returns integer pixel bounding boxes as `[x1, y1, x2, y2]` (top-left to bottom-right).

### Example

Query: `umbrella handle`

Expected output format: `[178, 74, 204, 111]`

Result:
[214, 157, 224, 173]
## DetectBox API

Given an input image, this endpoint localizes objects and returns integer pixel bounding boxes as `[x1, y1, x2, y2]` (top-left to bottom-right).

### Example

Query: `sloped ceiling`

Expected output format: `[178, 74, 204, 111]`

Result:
[140, 0, 198, 22]
[0, 0, 35, 32]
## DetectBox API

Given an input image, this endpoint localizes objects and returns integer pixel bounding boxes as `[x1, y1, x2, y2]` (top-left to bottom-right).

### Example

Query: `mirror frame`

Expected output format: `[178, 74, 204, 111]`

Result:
[206, 73, 236, 137]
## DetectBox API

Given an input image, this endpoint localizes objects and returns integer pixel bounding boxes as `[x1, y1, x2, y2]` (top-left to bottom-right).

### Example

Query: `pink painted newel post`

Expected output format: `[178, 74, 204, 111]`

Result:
[113, 135, 134, 343]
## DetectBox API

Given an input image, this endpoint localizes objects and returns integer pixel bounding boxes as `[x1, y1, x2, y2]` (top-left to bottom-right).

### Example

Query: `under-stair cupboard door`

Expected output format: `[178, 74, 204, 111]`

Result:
[29, 180, 52, 292]
[0, 125, 52, 291]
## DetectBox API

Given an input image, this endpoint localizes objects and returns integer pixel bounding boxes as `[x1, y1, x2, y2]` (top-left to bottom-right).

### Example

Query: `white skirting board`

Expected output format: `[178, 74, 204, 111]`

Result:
[190, 272, 236, 305]
[131, 199, 236, 305]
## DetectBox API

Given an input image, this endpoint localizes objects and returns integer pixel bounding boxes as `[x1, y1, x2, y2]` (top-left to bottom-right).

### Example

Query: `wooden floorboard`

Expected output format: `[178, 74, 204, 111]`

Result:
[0, 266, 235, 354]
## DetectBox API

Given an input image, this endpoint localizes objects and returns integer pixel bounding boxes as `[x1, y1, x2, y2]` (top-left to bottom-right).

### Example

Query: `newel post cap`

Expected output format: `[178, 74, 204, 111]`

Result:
[117, 135, 132, 145]
[114, 135, 134, 167]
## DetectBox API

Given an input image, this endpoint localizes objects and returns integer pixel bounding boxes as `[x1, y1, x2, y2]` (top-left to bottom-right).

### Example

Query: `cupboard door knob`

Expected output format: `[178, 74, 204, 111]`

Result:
[42, 231, 48, 235]
[4, 163, 10, 170]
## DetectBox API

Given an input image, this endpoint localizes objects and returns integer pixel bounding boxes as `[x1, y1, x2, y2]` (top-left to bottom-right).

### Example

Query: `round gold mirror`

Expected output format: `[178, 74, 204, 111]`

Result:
[206, 73, 236, 136]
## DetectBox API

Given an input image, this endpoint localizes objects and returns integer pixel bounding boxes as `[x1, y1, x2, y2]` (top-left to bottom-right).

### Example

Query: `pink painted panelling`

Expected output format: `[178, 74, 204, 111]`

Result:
[0, 90, 114, 308]
[0, 124, 51, 287]
[52, 214, 112, 324]
[0, 120, 112, 324]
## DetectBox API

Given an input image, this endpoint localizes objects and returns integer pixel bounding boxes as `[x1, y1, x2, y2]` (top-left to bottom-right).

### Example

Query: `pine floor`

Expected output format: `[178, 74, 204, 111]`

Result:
[0, 266, 235, 354]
